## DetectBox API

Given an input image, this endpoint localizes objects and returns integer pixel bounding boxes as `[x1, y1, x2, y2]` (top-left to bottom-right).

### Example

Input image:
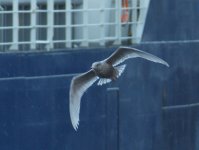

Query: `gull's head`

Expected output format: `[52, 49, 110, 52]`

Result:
[91, 61, 102, 70]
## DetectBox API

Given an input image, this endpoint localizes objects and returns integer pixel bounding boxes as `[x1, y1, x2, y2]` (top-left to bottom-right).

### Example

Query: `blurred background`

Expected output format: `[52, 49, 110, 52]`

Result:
[0, 0, 198, 150]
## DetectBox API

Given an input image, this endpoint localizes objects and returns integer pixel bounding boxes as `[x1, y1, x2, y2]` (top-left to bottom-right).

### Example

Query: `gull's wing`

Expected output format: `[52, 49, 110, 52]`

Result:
[105, 46, 169, 67]
[69, 69, 98, 131]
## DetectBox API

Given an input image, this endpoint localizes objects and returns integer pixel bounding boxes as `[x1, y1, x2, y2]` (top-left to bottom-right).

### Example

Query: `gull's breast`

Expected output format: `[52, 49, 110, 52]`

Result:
[97, 63, 115, 78]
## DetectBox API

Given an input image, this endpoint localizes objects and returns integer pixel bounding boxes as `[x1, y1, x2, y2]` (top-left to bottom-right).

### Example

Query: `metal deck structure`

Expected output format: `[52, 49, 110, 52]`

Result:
[0, 0, 149, 51]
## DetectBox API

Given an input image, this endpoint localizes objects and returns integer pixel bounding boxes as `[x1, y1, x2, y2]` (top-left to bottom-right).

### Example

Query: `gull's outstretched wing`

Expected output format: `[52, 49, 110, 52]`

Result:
[105, 46, 169, 67]
[69, 70, 98, 131]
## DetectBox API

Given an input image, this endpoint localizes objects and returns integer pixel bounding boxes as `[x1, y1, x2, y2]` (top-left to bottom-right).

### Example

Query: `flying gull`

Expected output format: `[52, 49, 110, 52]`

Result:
[69, 46, 169, 130]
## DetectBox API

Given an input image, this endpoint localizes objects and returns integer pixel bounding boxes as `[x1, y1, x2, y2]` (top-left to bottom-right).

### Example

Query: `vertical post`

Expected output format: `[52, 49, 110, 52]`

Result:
[10, 0, 19, 50]
[66, 0, 72, 48]
[47, 0, 54, 50]
[0, 6, 4, 50]
[136, 0, 150, 43]
[31, 0, 37, 50]
[131, 0, 138, 43]
[114, 0, 122, 45]
[106, 87, 120, 150]
[81, 0, 88, 47]
[100, 1, 105, 46]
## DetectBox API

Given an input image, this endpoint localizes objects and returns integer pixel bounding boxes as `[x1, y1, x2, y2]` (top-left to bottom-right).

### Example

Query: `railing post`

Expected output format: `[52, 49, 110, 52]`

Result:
[131, 0, 138, 43]
[47, 0, 54, 50]
[66, 0, 72, 48]
[10, 0, 19, 50]
[31, 0, 37, 50]
[0, 6, 4, 50]
[81, 0, 89, 47]
[100, 1, 105, 46]
[114, 0, 122, 45]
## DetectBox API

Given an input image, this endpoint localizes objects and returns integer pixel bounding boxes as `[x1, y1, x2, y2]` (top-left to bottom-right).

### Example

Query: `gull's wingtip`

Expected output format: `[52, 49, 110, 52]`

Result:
[72, 120, 79, 131]
[163, 61, 169, 67]
[74, 125, 78, 131]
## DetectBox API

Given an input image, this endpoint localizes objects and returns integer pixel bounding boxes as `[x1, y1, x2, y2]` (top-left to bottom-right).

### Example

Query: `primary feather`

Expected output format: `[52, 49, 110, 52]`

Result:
[105, 46, 169, 67]
[69, 70, 98, 130]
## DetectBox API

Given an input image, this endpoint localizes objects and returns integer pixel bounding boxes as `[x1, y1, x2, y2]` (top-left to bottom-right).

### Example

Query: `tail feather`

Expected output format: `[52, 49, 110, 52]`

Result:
[115, 64, 126, 78]
[97, 78, 112, 86]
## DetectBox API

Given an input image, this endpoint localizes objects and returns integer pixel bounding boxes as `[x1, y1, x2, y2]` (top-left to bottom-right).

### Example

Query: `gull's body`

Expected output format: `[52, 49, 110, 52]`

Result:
[92, 61, 118, 79]
[69, 46, 169, 130]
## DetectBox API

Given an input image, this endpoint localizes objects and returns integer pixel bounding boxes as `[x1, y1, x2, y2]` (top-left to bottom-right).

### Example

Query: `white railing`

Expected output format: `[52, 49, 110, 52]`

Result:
[0, 0, 150, 51]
